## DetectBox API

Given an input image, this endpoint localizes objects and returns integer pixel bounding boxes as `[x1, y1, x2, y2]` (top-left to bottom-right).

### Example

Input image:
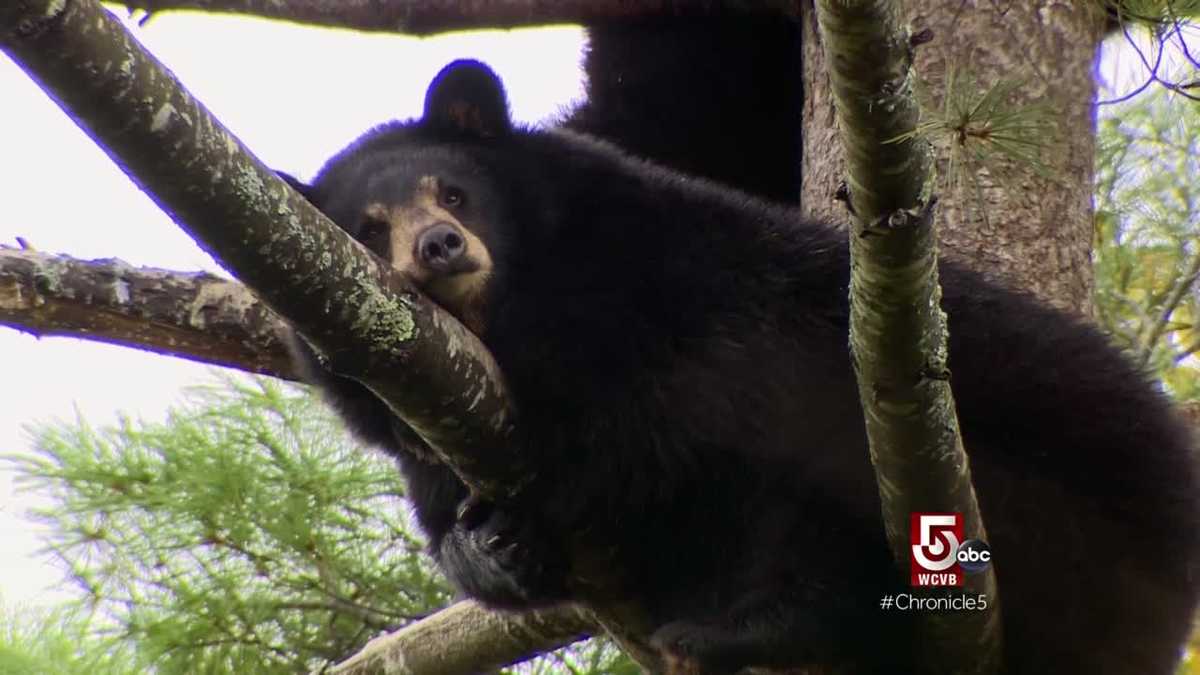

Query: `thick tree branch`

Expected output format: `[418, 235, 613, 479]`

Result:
[0, 247, 296, 378]
[120, 0, 794, 35]
[0, 0, 659, 668]
[331, 601, 594, 675]
[813, 1, 1001, 672]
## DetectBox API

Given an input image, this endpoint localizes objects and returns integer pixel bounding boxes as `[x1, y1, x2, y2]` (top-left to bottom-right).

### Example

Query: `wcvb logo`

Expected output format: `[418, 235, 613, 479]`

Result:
[910, 512, 964, 587]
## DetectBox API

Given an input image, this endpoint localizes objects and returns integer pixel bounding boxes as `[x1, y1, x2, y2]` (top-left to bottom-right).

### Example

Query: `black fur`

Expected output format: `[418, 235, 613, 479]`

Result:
[283, 61, 1200, 674]
[562, 17, 803, 204]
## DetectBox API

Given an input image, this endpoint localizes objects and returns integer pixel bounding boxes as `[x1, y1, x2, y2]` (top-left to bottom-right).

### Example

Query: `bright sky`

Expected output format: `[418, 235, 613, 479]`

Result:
[0, 9, 584, 609]
[0, 8, 1186, 612]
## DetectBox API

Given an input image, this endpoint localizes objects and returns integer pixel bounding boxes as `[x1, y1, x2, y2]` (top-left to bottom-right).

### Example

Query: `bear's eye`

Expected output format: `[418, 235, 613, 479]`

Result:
[359, 217, 389, 242]
[357, 216, 391, 258]
[439, 186, 467, 209]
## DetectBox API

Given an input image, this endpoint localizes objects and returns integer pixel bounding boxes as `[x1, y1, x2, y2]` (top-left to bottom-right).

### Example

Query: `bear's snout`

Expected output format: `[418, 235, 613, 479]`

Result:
[417, 221, 468, 273]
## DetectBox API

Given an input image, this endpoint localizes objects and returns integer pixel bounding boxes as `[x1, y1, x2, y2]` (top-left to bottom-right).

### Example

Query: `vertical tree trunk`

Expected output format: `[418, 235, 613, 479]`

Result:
[801, 1, 1107, 311]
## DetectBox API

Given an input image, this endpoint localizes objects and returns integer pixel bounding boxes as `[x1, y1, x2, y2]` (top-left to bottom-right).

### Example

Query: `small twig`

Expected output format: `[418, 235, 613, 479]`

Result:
[1137, 239, 1200, 369]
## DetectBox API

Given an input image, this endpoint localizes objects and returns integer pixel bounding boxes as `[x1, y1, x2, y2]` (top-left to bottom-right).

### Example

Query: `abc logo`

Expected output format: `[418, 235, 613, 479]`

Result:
[957, 539, 992, 575]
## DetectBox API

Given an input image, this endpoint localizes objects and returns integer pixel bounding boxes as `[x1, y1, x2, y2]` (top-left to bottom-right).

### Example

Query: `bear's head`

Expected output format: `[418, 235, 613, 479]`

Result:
[282, 60, 521, 333]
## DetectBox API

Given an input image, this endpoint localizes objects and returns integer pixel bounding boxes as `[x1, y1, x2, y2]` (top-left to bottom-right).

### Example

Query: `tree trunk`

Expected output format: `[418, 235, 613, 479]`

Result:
[802, 1, 1107, 311]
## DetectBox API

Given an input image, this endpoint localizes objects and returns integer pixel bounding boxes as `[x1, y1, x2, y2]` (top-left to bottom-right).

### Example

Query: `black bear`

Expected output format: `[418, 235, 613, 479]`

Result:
[284, 61, 1199, 674]
[562, 17, 803, 204]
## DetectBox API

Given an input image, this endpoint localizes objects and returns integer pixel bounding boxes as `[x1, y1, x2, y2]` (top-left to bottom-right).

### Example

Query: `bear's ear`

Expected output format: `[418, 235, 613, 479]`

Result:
[423, 60, 511, 138]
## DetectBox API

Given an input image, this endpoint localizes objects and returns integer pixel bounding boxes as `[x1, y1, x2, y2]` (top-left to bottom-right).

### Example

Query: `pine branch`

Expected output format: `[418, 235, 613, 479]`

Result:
[1137, 241, 1200, 369]
[813, 1, 1001, 672]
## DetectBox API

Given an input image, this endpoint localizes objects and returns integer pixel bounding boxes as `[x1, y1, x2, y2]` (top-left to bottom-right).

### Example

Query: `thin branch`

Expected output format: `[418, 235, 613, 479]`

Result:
[1173, 20, 1200, 69]
[1138, 240, 1200, 369]
[813, 1, 1001, 672]
[329, 601, 594, 675]
[122, 0, 794, 35]
[1173, 338, 1200, 363]
[0, 246, 297, 379]
[1098, 11, 1200, 105]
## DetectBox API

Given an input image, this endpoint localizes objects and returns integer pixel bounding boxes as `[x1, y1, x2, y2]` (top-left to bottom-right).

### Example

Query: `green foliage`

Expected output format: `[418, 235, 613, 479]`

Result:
[910, 68, 1057, 178]
[0, 601, 145, 675]
[1093, 88, 1200, 400]
[9, 377, 632, 674]
[514, 640, 639, 675]
[1181, 627, 1199, 675]
[1103, 0, 1200, 27]
[13, 378, 445, 673]
[902, 66, 1059, 228]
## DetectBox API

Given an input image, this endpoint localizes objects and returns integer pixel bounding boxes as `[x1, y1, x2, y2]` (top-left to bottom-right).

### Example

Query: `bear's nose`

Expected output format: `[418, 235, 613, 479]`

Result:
[417, 222, 466, 272]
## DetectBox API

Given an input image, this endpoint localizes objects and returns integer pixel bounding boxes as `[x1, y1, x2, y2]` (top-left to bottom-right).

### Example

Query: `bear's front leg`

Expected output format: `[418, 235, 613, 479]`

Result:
[436, 495, 570, 609]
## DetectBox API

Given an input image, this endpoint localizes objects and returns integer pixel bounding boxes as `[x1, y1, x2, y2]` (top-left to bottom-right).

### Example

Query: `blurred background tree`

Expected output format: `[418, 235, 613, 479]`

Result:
[3, 378, 634, 674]
[1094, 89, 1200, 402]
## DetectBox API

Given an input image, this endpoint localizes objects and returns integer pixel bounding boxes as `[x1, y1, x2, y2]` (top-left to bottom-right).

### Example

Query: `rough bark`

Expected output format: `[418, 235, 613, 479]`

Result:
[813, 1, 1000, 672]
[330, 601, 594, 675]
[803, 1, 1107, 312]
[0, 247, 296, 379]
[122, 0, 794, 34]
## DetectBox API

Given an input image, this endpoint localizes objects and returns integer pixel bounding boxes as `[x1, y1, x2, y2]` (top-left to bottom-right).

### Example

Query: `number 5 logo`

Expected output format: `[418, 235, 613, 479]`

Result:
[911, 513, 962, 572]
